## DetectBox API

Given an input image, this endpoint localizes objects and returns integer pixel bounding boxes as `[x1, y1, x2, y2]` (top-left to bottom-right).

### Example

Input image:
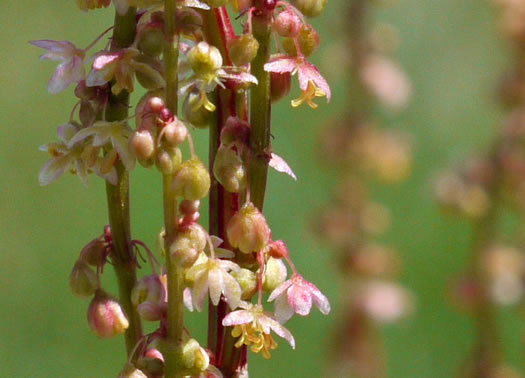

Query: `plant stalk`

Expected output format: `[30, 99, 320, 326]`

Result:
[104, 7, 143, 358]
[163, 0, 185, 377]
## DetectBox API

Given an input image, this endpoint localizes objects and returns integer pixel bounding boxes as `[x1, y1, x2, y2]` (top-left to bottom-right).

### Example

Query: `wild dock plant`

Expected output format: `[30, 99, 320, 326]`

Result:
[32, 1, 331, 376]
[435, 1, 525, 376]
[313, 0, 413, 376]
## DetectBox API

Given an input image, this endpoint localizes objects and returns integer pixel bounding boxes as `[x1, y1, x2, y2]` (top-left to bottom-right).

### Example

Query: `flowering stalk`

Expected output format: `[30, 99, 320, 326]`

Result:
[315, 0, 413, 376]
[102, 7, 144, 358]
[162, 1, 185, 376]
[35, 1, 331, 376]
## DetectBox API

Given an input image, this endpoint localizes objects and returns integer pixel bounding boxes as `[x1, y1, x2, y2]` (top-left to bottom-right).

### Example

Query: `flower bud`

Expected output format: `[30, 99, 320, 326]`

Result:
[183, 89, 213, 128]
[220, 117, 250, 146]
[179, 200, 200, 216]
[227, 202, 271, 253]
[156, 147, 183, 175]
[132, 275, 167, 308]
[137, 349, 164, 377]
[87, 290, 129, 338]
[182, 338, 209, 373]
[274, 9, 302, 38]
[213, 145, 247, 193]
[163, 118, 188, 146]
[266, 240, 290, 259]
[169, 224, 207, 268]
[130, 130, 155, 162]
[177, 8, 203, 35]
[231, 268, 258, 300]
[137, 26, 164, 57]
[282, 24, 320, 57]
[118, 363, 148, 378]
[134, 54, 165, 91]
[187, 42, 223, 76]
[263, 257, 287, 292]
[271, 71, 292, 103]
[228, 34, 259, 66]
[80, 238, 106, 266]
[172, 158, 211, 200]
[69, 261, 98, 297]
[290, 0, 327, 18]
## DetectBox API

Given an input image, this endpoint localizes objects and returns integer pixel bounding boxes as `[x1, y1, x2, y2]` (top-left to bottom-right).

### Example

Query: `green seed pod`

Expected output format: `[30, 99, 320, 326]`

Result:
[183, 89, 214, 128]
[172, 158, 211, 200]
[227, 202, 271, 254]
[137, 26, 164, 57]
[69, 261, 98, 298]
[290, 0, 328, 18]
[282, 24, 320, 58]
[155, 147, 182, 175]
[228, 34, 259, 66]
[213, 144, 247, 193]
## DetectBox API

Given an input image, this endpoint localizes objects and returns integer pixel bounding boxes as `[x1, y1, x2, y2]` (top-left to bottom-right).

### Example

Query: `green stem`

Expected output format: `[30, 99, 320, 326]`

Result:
[104, 7, 143, 358]
[163, 1, 184, 376]
[249, 5, 273, 211]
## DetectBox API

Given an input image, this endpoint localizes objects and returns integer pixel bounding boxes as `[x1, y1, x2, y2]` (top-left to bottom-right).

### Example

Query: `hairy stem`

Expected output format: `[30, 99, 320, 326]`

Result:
[104, 7, 143, 358]
[249, 4, 273, 211]
[163, 0, 185, 376]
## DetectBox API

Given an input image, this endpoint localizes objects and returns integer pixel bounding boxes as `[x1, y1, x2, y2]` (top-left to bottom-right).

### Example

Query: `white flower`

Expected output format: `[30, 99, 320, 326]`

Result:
[30, 40, 85, 94]
[67, 120, 136, 171]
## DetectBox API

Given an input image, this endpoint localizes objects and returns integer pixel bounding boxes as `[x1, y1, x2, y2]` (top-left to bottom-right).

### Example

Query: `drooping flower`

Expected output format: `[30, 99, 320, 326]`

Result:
[39, 122, 117, 186]
[185, 256, 241, 311]
[222, 302, 295, 359]
[264, 55, 331, 109]
[268, 273, 330, 323]
[86, 48, 164, 95]
[88, 290, 129, 338]
[67, 120, 136, 171]
[30, 40, 85, 93]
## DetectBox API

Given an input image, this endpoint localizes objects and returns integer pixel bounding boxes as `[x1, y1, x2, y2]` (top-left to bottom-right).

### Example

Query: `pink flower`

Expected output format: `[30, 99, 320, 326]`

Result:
[264, 55, 331, 109]
[30, 40, 85, 93]
[222, 302, 295, 359]
[268, 273, 330, 323]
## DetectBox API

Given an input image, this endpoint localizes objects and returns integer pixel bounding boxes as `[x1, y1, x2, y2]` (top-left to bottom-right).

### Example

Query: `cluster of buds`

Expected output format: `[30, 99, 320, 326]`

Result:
[434, 1, 525, 376]
[313, 1, 413, 376]
[35, 0, 331, 376]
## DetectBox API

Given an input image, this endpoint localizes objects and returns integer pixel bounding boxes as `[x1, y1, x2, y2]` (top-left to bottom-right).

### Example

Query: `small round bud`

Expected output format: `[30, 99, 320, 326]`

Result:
[266, 240, 290, 259]
[179, 200, 200, 216]
[163, 118, 188, 146]
[213, 145, 247, 193]
[220, 117, 250, 146]
[137, 349, 164, 377]
[227, 202, 271, 253]
[183, 89, 213, 128]
[136, 90, 165, 131]
[69, 261, 98, 298]
[87, 290, 129, 338]
[137, 26, 164, 57]
[130, 130, 155, 162]
[231, 268, 257, 300]
[156, 147, 182, 175]
[118, 363, 148, 378]
[182, 338, 209, 373]
[187, 41, 223, 76]
[274, 9, 302, 38]
[290, 0, 327, 18]
[134, 54, 165, 91]
[169, 224, 207, 268]
[262, 257, 287, 292]
[172, 158, 211, 201]
[80, 238, 106, 266]
[282, 24, 320, 57]
[228, 34, 259, 66]
[177, 8, 203, 34]
[132, 275, 167, 308]
[271, 71, 292, 103]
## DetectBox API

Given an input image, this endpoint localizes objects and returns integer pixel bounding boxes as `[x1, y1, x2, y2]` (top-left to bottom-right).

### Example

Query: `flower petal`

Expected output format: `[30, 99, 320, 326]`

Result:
[288, 281, 313, 316]
[39, 154, 74, 186]
[273, 293, 294, 324]
[192, 269, 210, 312]
[208, 266, 224, 306]
[264, 57, 297, 74]
[222, 310, 253, 327]
[222, 271, 241, 310]
[297, 62, 331, 102]
[310, 283, 331, 315]
[269, 153, 297, 180]
[268, 279, 293, 302]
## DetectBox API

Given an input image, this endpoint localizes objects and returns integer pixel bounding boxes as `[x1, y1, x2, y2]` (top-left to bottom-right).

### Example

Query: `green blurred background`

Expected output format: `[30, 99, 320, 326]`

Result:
[0, 0, 520, 376]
